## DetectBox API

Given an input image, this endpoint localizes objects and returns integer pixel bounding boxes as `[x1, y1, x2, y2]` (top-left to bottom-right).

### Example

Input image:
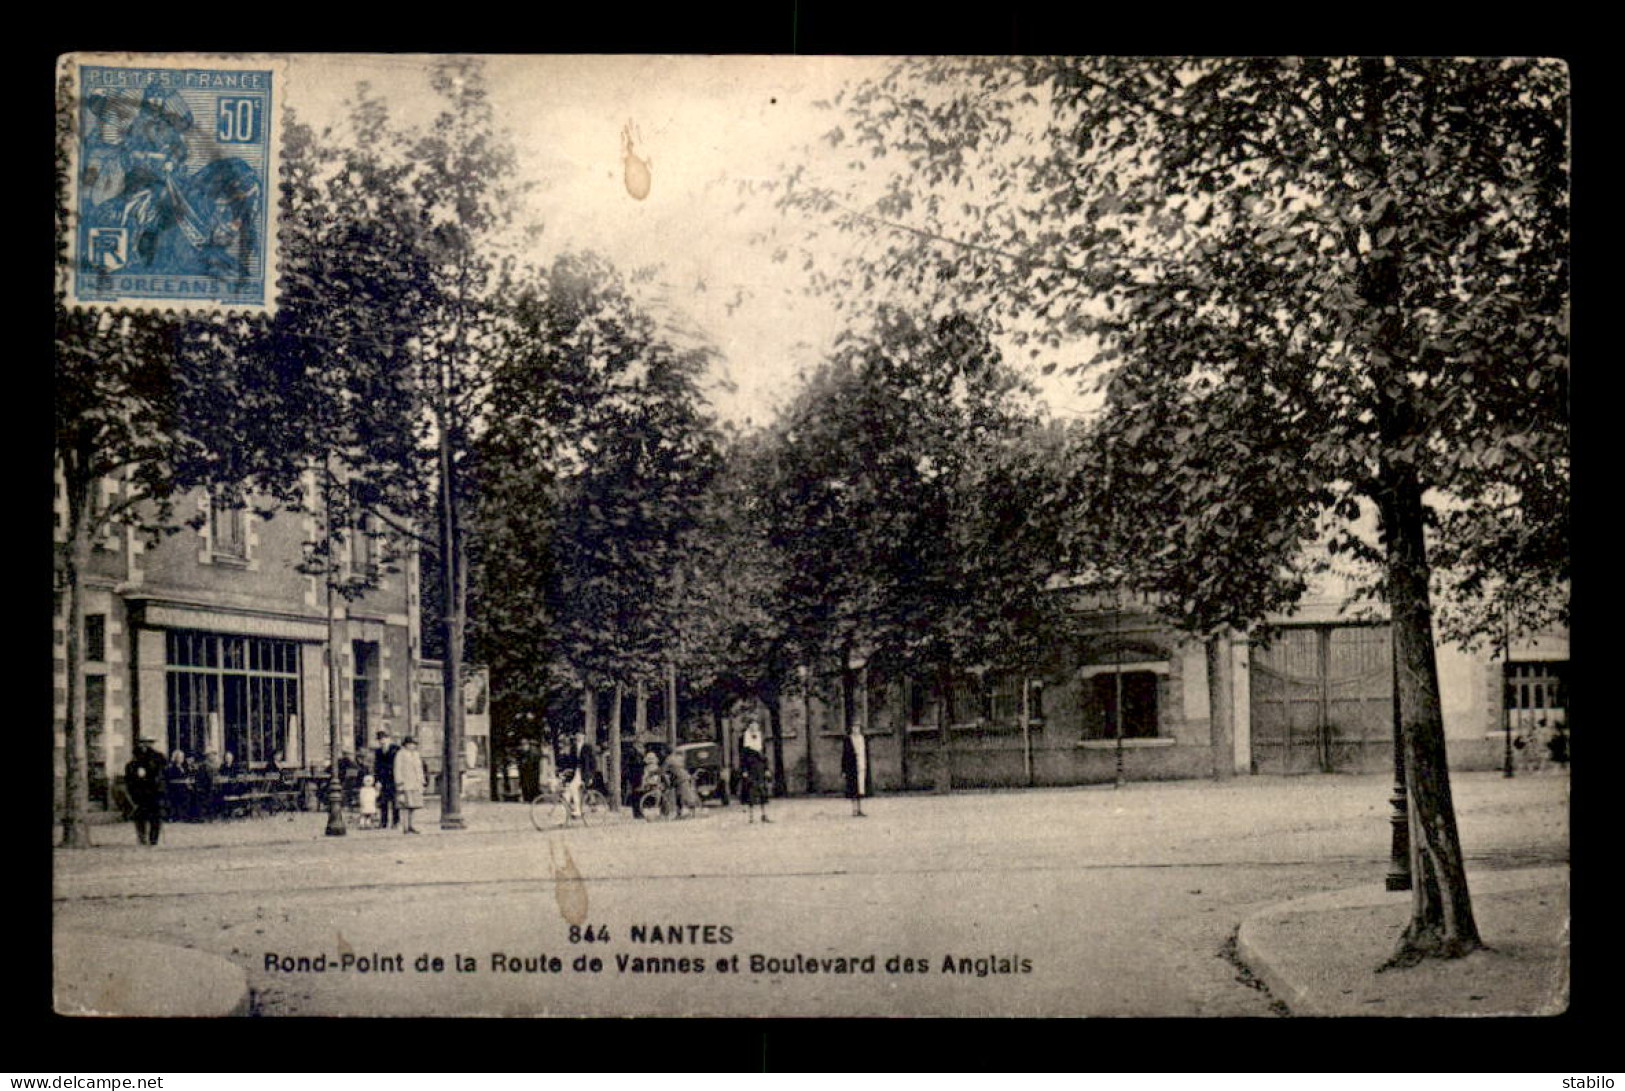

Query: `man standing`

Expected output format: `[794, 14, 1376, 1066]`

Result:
[740, 720, 772, 824]
[841, 728, 869, 818]
[374, 730, 400, 830]
[124, 737, 168, 845]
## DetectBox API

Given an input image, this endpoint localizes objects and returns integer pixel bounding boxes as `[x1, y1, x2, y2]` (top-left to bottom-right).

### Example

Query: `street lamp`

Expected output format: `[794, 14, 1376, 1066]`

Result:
[323, 456, 346, 838]
[1502, 607, 1515, 779]
[1113, 586, 1126, 790]
[1384, 624, 1408, 891]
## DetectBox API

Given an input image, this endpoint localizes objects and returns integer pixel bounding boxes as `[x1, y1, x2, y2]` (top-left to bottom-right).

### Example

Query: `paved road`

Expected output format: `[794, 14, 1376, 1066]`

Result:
[52, 772, 1568, 1017]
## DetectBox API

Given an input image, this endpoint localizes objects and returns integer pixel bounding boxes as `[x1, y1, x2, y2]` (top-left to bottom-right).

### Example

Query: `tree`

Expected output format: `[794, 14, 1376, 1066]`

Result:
[468, 252, 722, 771]
[246, 100, 440, 832]
[785, 57, 1568, 964]
[314, 57, 529, 827]
[758, 307, 1070, 764]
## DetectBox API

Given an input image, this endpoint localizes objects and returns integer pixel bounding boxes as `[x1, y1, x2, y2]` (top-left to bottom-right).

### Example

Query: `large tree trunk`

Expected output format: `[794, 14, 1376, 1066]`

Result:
[1355, 56, 1480, 966]
[1206, 632, 1235, 780]
[765, 683, 787, 798]
[665, 660, 679, 749]
[1380, 463, 1483, 967]
[58, 479, 94, 848]
[801, 664, 816, 794]
[609, 682, 624, 812]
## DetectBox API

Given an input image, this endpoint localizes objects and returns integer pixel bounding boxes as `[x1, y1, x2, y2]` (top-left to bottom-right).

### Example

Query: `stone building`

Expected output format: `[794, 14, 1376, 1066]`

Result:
[723, 588, 1568, 795]
[52, 468, 436, 812]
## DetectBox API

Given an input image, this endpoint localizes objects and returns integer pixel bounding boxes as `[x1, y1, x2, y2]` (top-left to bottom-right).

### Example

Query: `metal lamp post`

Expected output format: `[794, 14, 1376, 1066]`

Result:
[323, 456, 346, 837]
[1113, 587, 1126, 790]
[1384, 625, 1408, 890]
[1501, 607, 1515, 779]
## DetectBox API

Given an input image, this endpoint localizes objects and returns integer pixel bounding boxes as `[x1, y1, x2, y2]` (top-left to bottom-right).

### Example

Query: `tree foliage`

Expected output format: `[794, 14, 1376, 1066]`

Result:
[784, 56, 1569, 646]
[468, 252, 723, 739]
[759, 307, 1070, 690]
[786, 56, 1569, 963]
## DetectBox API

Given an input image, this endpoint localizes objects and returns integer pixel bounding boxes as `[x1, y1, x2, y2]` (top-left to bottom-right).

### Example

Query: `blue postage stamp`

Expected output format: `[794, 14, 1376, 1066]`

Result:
[64, 54, 283, 313]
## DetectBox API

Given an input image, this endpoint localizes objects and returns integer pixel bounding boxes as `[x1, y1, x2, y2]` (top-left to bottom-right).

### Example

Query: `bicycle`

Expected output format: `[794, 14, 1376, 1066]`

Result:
[529, 772, 607, 831]
[638, 769, 708, 821]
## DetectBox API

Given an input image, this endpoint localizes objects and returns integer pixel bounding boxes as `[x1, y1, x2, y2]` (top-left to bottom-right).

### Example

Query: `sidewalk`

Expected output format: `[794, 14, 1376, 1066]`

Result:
[1236, 866, 1568, 1016]
[54, 931, 249, 1016]
[61, 797, 643, 851]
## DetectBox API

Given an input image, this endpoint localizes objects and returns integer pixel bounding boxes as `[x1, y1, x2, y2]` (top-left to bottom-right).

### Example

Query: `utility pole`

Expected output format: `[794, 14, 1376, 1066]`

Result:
[437, 359, 465, 831]
[665, 660, 678, 750]
[1021, 674, 1034, 788]
[1113, 587, 1125, 790]
[1502, 605, 1515, 779]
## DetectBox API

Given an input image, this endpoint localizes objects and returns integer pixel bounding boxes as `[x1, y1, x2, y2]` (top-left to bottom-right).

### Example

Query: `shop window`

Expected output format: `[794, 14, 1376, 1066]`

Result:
[86, 674, 108, 805]
[1504, 661, 1567, 728]
[419, 682, 444, 723]
[85, 614, 106, 663]
[350, 485, 379, 575]
[166, 631, 300, 766]
[985, 672, 1024, 726]
[352, 641, 380, 751]
[907, 678, 940, 730]
[210, 493, 248, 560]
[1084, 670, 1161, 740]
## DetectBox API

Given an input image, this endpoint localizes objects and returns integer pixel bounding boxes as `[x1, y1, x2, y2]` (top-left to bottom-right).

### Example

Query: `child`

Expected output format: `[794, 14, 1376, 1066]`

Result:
[358, 774, 379, 829]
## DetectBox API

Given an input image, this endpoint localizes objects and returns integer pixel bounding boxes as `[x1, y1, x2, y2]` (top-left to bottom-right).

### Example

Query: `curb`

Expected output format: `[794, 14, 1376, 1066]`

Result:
[1234, 867, 1567, 1017]
[1235, 902, 1317, 1016]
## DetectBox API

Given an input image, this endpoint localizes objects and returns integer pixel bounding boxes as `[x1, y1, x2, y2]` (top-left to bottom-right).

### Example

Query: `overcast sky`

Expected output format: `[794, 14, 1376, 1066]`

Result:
[285, 53, 1097, 429]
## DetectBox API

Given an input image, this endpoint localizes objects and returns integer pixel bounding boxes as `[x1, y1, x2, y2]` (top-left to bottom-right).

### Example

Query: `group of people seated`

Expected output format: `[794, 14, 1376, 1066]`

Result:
[160, 748, 292, 820]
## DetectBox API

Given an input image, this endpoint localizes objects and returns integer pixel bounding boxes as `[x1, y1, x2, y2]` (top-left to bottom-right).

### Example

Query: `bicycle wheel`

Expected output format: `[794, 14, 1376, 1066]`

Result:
[583, 788, 607, 816]
[638, 788, 663, 820]
[530, 793, 563, 831]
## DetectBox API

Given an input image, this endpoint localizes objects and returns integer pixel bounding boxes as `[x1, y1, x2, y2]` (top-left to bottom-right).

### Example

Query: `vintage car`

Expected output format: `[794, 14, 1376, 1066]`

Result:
[672, 741, 731, 805]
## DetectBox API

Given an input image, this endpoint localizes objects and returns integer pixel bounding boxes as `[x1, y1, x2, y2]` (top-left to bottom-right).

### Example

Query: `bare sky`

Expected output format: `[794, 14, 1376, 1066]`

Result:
[286, 53, 1097, 429]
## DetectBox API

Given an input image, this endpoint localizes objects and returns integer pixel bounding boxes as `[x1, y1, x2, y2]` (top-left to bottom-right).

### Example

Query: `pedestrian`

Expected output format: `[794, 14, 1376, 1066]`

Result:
[195, 750, 220, 820]
[556, 736, 583, 819]
[663, 747, 701, 819]
[642, 746, 662, 792]
[393, 737, 428, 834]
[357, 775, 379, 829]
[164, 749, 193, 822]
[740, 720, 772, 824]
[124, 737, 168, 845]
[579, 734, 602, 798]
[841, 728, 869, 817]
[635, 745, 661, 818]
[373, 730, 400, 829]
[624, 743, 644, 818]
[1547, 722, 1570, 767]
[518, 739, 541, 803]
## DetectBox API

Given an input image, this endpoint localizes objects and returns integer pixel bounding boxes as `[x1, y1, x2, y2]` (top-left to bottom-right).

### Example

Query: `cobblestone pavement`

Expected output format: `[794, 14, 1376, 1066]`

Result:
[52, 771, 1568, 1017]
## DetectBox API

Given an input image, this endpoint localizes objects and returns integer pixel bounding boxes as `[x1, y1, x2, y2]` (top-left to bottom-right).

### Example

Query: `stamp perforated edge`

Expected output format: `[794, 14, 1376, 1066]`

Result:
[58, 51, 286, 316]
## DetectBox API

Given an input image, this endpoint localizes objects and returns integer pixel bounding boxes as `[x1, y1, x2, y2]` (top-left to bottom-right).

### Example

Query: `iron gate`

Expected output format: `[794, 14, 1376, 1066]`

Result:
[1250, 624, 1394, 774]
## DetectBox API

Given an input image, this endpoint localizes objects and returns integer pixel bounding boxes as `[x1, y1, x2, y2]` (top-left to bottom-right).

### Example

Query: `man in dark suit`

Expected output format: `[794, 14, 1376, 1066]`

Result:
[373, 730, 400, 829]
[124, 737, 168, 845]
